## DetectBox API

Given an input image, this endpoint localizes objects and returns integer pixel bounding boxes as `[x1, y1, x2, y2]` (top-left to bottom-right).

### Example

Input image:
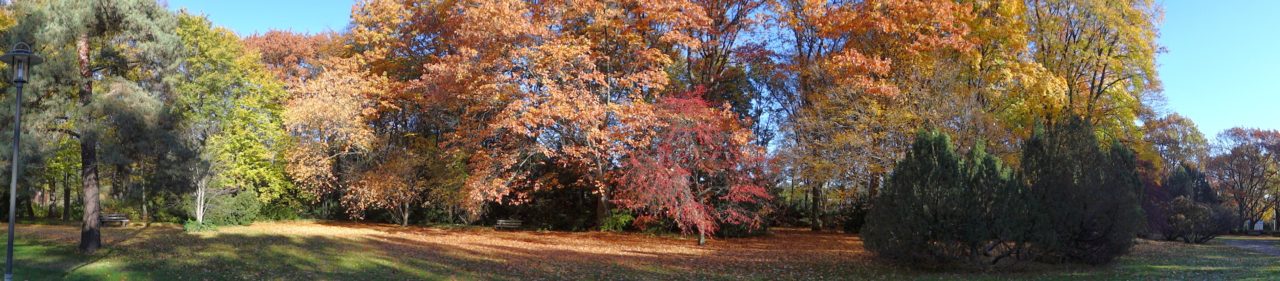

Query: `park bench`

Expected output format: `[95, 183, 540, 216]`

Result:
[100, 213, 130, 227]
[495, 219, 522, 230]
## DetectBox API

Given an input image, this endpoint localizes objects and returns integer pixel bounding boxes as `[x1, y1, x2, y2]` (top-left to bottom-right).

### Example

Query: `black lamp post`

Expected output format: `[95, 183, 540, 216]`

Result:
[0, 42, 41, 281]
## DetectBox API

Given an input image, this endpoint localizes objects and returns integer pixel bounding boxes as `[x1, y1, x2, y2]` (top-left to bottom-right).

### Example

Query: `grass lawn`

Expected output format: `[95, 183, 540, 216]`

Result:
[0, 221, 1276, 280]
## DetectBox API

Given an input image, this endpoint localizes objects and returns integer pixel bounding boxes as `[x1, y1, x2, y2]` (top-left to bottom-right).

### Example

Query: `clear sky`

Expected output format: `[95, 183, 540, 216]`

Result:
[164, 0, 1279, 139]
[1158, 0, 1280, 138]
[162, 0, 355, 36]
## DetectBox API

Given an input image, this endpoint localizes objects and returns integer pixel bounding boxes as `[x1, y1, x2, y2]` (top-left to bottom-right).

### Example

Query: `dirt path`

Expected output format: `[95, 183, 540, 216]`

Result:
[1218, 236, 1280, 256]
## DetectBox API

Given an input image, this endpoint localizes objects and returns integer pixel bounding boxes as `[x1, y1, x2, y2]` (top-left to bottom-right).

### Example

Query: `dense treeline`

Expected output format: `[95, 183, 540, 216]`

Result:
[0, 0, 1273, 269]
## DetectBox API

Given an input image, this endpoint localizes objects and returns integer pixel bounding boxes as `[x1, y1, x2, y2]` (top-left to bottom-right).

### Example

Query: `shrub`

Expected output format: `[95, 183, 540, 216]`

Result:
[191, 189, 261, 226]
[1164, 197, 1233, 243]
[863, 130, 1035, 268]
[634, 214, 677, 234]
[150, 191, 188, 223]
[601, 210, 635, 232]
[1021, 117, 1144, 265]
[259, 200, 301, 221]
[865, 119, 1147, 268]
[839, 201, 869, 234]
[183, 219, 217, 232]
[258, 193, 308, 221]
[1156, 165, 1231, 243]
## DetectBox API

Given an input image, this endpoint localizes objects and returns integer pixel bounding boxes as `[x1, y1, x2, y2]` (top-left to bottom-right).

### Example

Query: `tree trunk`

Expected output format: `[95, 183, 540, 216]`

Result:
[114, 164, 127, 200]
[698, 229, 706, 246]
[596, 187, 609, 229]
[1239, 207, 1246, 233]
[195, 177, 206, 224]
[77, 33, 102, 254]
[45, 177, 54, 219]
[810, 183, 822, 231]
[141, 183, 148, 224]
[62, 171, 70, 221]
[868, 173, 881, 199]
[401, 204, 410, 227]
[25, 194, 35, 219]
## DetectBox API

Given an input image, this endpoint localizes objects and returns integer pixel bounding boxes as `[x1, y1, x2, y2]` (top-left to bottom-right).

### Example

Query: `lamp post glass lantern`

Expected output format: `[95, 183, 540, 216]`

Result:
[0, 42, 41, 281]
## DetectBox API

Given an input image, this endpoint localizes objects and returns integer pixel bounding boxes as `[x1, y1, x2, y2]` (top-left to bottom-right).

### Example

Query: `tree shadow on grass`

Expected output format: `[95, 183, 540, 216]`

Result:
[16, 223, 1274, 281]
[11, 223, 716, 280]
[367, 233, 714, 280]
[77, 229, 457, 280]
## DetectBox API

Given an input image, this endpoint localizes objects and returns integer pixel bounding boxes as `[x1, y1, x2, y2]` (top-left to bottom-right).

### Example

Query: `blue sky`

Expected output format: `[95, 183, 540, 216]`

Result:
[163, 0, 355, 36]
[166, 0, 1279, 139]
[1158, 0, 1280, 138]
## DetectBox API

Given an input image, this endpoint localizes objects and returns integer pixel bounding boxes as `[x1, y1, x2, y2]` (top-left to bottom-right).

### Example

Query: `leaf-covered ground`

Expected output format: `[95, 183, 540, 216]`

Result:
[3, 221, 1278, 280]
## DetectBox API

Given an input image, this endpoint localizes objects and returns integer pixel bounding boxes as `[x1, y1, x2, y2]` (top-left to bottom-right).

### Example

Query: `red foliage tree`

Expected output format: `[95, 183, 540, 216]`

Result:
[615, 87, 772, 245]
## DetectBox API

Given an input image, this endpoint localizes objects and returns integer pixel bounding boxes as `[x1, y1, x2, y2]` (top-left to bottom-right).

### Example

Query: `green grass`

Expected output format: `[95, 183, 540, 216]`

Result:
[1218, 235, 1280, 243]
[888, 239, 1280, 280]
[2, 225, 489, 280]
[794, 239, 1280, 281]
[0, 223, 1277, 280]
[1081, 239, 1280, 280]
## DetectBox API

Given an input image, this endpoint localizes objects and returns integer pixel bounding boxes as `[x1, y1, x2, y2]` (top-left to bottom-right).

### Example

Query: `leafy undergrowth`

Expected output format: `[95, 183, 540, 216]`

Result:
[0, 222, 1276, 280]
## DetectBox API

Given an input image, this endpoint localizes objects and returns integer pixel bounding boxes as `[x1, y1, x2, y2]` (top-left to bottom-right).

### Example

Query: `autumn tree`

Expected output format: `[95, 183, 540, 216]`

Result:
[464, 0, 712, 226]
[615, 89, 771, 245]
[1143, 113, 1210, 172]
[243, 30, 342, 88]
[1208, 128, 1280, 232]
[341, 136, 463, 226]
[671, 0, 769, 144]
[347, 162, 421, 225]
[1025, 0, 1161, 142]
[348, 0, 720, 226]
[765, 0, 975, 231]
[281, 56, 376, 198]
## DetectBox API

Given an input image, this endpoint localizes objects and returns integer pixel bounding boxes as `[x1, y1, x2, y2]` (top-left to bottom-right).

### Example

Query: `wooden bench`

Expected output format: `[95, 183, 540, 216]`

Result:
[100, 213, 130, 227]
[495, 219, 522, 230]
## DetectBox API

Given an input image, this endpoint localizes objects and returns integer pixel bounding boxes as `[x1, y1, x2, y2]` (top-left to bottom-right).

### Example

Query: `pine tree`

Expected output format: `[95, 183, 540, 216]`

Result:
[1022, 117, 1144, 265]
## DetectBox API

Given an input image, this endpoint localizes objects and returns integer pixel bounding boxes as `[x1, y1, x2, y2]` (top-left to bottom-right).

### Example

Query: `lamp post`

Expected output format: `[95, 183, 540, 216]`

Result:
[0, 42, 41, 281]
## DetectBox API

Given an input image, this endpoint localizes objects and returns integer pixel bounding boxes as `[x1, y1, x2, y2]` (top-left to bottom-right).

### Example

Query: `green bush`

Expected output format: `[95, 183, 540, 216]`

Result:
[600, 210, 634, 232]
[150, 191, 188, 223]
[258, 197, 302, 221]
[1158, 165, 1231, 243]
[863, 130, 1035, 268]
[183, 220, 217, 232]
[1165, 197, 1233, 243]
[191, 189, 261, 226]
[839, 201, 869, 234]
[1022, 117, 1144, 265]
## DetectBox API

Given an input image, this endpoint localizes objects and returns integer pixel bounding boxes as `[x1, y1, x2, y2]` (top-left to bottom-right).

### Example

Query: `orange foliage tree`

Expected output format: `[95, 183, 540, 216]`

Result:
[281, 57, 377, 198]
[765, 0, 976, 230]
[243, 30, 343, 88]
[344, 0, 776, 233]
[615, 88, 771, 244]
